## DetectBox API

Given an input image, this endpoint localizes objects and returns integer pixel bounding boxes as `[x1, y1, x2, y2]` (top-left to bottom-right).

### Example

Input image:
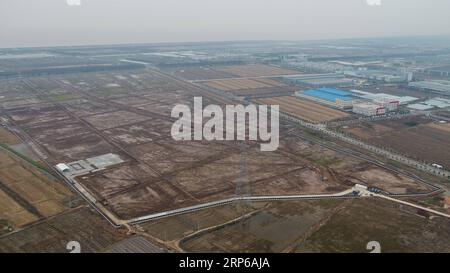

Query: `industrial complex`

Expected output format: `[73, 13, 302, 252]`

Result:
[294, 87, 417, 117]
[409, 80, 450, 95]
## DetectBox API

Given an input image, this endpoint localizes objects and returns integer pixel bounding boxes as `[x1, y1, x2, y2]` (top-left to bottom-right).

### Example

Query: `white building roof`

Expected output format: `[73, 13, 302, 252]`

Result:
[353, 102, 382, 110]
[423, 98, 450, 108]
[407, 104, 434, 110]
[56, 163, 70, 172]
[350, 90, 418, 105]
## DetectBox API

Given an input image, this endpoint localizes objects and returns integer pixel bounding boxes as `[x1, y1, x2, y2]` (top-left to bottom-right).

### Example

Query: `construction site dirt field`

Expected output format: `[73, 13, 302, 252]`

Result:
[342, 116, 450, 166]
[255, 96, 350, 123]
[0, 71, 436, 222]
[82, 111, 150, 130]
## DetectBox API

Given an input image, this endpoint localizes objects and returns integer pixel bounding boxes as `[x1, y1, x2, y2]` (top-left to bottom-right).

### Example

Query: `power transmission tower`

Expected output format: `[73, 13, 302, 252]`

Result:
[235, 142, 251, 226]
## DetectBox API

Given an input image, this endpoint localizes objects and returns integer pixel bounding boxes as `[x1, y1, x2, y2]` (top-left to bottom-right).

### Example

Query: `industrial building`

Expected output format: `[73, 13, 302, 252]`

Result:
[296, 87, 414, 115]
[55, 153, 124, 176]
[407, 97, 450, 111]
[409, 80, 450, 94]
[407, 103, 435, 111]
[296, 87, 355, 109]
[56, 163, 70, 173]
[424, 66, 450, 78]
[283, 73, 355, 87]
[349, 89, 418, 106]
[344, 70, 409, 83]
[352, 102, 386, 116]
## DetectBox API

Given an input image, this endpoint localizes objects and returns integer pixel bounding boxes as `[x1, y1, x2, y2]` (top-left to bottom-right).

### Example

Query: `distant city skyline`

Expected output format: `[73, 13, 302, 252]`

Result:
[1, 0, 450, 48]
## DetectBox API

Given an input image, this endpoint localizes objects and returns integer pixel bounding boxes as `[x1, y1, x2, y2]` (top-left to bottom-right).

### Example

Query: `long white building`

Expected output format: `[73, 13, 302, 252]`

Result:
[409, 80, 450, 94]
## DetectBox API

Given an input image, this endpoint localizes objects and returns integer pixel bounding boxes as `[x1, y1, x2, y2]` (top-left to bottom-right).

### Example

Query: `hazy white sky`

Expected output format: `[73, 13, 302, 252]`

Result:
[1, 0, 450, 48]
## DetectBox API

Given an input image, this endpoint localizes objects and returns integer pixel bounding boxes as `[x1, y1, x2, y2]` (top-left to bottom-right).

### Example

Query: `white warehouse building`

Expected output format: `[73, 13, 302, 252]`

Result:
[353, 102, 386, 116]
[55, 163, 70, 173]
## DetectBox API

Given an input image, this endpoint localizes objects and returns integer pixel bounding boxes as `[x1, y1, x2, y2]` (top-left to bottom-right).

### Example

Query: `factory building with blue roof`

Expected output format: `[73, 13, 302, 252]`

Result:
[296, 88, 356, 109]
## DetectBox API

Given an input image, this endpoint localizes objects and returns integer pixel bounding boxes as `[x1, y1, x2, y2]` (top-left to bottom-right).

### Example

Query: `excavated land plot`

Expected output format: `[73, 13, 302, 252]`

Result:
[255, 96, 349, 123]
[0, 72, 435, 222]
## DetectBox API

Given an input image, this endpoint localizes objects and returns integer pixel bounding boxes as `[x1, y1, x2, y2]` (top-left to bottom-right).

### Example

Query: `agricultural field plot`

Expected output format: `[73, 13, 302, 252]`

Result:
[0, 128, 21, 145]
[0, 207, 126, 253]
[341, 115, 432, 140]
[221, 86, 297, 97]
[0, 149, 73, 233]
[173, 198, 450, 253]
[298, 198, 450, 253]
[140, 203, 260, 244]
[172, 67, 235, 81]
[426, 122, 450, 133]
[255, 96, 349, 123]
[202, 78, 286, 91]
[61, 99, 119, 117]
[179, 200, 346, 253]
[341, 116, 450, 165]
[215, 64, 300, 77]
[370, 125, 450, 166]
